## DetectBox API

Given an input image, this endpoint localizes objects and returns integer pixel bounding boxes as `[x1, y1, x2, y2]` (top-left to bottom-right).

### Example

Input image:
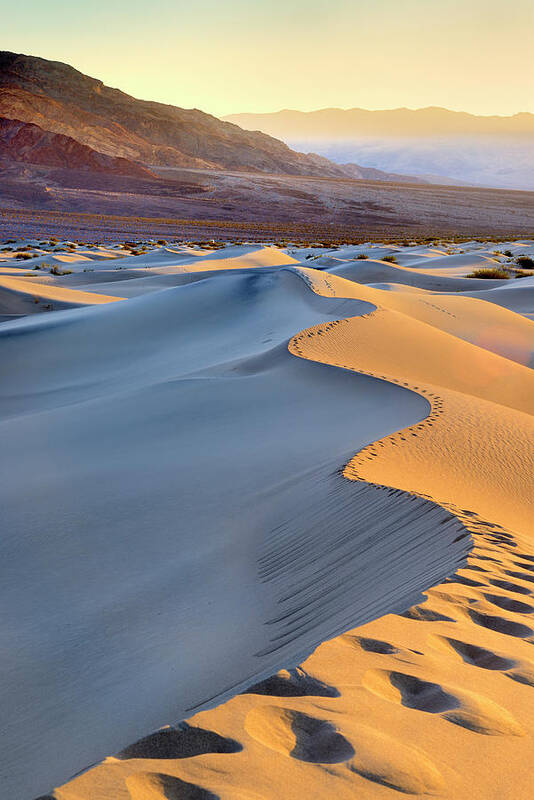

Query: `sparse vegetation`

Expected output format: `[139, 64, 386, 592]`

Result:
[516, 256, 534, 269]
[383, 255, 398, 263]
[49, 266, 73, 276]
[356, 253, 368, 260]
[2, 207, 534, 251]
[466, 267, 510, 279]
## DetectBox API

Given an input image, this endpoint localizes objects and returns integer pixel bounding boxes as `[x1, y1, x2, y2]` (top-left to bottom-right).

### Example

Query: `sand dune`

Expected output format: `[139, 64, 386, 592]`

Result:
[1, 238, 533, 798]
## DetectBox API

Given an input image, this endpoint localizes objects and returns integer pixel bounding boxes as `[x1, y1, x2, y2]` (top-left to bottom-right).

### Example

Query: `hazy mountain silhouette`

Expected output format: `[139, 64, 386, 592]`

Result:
[225, 108, 534, 189]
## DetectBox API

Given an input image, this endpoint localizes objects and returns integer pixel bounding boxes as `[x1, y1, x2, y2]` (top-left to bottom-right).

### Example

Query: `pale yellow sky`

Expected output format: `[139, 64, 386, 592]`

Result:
[3, 0, 534, 117]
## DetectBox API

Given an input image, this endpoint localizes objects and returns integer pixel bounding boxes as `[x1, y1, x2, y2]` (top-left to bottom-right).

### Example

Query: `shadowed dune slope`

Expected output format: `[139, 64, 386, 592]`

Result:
[75, 255, 534, 800]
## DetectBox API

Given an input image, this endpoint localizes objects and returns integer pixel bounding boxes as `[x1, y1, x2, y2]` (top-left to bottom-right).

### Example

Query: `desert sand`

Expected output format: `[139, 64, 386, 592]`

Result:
[1, 238, 533, 799]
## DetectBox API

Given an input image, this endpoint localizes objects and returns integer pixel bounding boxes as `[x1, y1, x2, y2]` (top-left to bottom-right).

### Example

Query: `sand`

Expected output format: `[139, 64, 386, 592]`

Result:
[0, 239, 533, 799]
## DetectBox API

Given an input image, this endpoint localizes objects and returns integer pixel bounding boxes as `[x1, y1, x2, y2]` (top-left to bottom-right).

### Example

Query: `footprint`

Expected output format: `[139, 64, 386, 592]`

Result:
[341, 635, 400, 655]
[488, 579, 531, 596]
[244, 667, 339, 698]
[429, 634, 516, 671]
[443, 693, 525, 737]
[514, 561, 534, 572]
[467, 609, 532, 638]
[400, 605, 455, 623]
[446, 574, 485, 588]
[126, 772, 218, 800]
[118, 724, 242, 760]
[483, 593, 534, 615]
[362, 669, 459, 713]
[347, 725, 445, 795]
[507, 668, 534, 687]
[505, 570, 534, 584]
[244, 706, 354, 763]
[362, 669, 524, 736]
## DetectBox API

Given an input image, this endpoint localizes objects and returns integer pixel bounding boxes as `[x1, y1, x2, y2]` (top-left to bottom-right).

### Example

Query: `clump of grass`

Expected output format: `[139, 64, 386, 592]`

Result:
[383, 255, 398, 263]
[356, 253, 369, 260]
[466, 267, 510, 279]
[50, 266, 73, 276]
[516, 256, 534, 269]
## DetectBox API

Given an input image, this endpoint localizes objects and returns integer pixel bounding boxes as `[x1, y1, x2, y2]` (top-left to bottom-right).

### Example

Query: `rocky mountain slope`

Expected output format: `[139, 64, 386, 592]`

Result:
[0, 116, 154, 177]
[0, 52, 429, 184]
[0, 52, 352, 177]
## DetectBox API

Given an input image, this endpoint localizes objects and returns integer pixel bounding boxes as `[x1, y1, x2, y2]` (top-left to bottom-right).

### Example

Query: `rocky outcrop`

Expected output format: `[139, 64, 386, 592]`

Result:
[0, 116, 155, 177]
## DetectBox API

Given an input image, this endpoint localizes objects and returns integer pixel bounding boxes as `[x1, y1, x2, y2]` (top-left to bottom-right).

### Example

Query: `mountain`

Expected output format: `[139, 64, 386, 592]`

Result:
[224, 107, 534, 140]
[0, 53, 432, 185]
[0, 116, 155, 177]
[0, 52, 353, 178]
[224, 108, 534, 190]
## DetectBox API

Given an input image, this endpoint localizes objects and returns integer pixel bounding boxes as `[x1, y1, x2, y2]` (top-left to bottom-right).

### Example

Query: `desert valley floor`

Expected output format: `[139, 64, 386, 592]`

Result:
[1, 237, 534, 800]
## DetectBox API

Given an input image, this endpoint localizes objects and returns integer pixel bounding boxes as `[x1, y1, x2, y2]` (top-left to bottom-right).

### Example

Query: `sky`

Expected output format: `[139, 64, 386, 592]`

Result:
[2, 0, 534, 118]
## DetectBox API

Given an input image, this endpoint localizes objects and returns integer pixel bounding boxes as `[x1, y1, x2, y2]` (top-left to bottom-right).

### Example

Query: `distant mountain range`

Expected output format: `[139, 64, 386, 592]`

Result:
[0, 53, 436, 187]
[224, 109, 534, 191]
[224, 107, 534, 139]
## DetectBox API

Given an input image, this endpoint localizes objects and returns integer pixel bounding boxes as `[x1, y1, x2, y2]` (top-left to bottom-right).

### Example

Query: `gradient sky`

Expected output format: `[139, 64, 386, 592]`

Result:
[3, 0, 533, 117]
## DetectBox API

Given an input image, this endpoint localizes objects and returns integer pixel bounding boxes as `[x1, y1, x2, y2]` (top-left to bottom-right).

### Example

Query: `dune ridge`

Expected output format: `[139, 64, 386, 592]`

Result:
[1, 238, 532, 798]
